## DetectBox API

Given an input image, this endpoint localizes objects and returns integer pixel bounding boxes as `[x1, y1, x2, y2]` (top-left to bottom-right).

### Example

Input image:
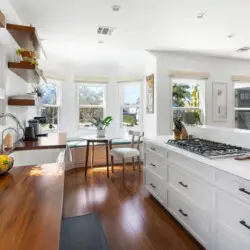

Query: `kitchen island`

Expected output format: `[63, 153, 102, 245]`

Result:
[0, 163, 65, 250]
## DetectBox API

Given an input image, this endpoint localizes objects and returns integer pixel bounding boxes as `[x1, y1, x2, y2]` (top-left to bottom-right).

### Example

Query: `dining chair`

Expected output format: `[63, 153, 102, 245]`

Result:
[109, 131, 144, 176]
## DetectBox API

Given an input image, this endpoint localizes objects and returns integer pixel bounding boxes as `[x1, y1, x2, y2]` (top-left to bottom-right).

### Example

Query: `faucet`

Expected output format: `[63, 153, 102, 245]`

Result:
[0, 113, 25, 140]
[0, 127, 18, 153]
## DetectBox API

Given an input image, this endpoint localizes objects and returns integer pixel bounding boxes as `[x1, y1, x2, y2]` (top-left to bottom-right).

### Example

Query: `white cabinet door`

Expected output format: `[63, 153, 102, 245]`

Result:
[214, 224, 249, 250]
[168, 163, 213, 212]
[167, 187, 210, 249]
[216, 190, 250, 244]
[145, 169, 165, 203]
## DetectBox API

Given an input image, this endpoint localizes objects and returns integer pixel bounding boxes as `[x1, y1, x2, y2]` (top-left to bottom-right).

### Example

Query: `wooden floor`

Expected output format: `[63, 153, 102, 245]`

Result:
[63, 165, 203, 250]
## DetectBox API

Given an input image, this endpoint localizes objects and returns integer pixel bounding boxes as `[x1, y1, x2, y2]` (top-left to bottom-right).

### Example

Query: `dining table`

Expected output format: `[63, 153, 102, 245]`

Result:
[83, 135, 113, 178]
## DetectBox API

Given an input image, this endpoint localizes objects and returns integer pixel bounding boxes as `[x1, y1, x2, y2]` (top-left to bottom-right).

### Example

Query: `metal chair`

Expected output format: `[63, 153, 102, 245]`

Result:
[109, 131, 144, 176]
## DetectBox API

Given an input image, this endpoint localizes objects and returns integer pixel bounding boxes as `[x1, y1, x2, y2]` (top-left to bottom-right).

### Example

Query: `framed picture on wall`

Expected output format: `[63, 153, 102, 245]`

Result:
[212, 82, 228, 121]
[146, 74, 154, 114]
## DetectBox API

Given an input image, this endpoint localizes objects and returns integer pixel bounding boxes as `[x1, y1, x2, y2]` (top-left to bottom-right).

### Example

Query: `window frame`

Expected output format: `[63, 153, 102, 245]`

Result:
[233, 81, 250, 129]
[76, 82, 107, 130]
[40, 79, 62, 131]
[170, 77, 206, 127]
[118, 81, 143, 132]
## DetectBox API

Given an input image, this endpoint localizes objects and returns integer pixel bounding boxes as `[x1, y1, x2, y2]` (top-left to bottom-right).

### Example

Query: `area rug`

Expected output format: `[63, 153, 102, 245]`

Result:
[60, 213, 110, 250]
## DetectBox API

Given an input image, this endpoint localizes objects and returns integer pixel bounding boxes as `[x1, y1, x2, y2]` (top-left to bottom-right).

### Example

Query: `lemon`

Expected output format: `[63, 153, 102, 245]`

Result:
[0, 155, 11, 166]
[0, 163, 9, 174]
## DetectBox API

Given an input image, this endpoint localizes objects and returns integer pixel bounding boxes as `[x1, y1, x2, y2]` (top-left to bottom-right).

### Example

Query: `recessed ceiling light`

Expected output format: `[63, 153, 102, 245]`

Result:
[112, 5, 121, 12]
[98, 40, 104, 44]
[227, 34, 234, 38]
[237, 46, 250, 52]
[197, 13, 205, 19]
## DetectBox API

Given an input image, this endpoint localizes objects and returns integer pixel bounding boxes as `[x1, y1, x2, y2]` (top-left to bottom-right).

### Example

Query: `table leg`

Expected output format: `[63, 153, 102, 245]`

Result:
[91, 142, 94, 168]
[85, 141, 90, 177]
[106, 142, 109, 178]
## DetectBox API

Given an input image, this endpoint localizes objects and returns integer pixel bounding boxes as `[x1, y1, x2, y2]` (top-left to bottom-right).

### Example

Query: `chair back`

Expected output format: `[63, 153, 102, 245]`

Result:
[128, 130, 144, 150]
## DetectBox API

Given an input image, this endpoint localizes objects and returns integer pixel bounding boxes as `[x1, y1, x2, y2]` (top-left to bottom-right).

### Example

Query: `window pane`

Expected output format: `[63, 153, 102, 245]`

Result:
[235, 111, 250, 129]
[78, 85, 104, 105]
[173, 109, 202, 125]
[40, 83, 57, 105]
[41, 107, 58, 129]
[235, 84, 250, 108]
[172, 83, 200, 108]
[123, 106, 140, 127]
[79, 107, 104, 127]
[122, 85, 140, 105]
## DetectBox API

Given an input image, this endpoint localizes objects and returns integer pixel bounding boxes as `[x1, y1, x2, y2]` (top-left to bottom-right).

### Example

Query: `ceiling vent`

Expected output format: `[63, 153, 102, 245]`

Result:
[237, 46, 250, 52]
[97, 26, 115, 36]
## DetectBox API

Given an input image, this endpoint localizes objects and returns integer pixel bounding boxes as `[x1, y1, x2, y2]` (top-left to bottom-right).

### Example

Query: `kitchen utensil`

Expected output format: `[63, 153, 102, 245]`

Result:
[24, 127, 37, 141]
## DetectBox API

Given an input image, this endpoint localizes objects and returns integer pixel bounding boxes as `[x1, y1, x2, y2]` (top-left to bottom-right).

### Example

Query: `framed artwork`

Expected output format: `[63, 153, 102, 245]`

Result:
[212, 82, 228, 121]
[146, 74, 154, 114]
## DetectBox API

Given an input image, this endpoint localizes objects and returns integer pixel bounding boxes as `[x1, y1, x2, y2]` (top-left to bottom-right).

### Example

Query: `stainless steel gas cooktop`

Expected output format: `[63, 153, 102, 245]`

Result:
[166, 138, 250, 159]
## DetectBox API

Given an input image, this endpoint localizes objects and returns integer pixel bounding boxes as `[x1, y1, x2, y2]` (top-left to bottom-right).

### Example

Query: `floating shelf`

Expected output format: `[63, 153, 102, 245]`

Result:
[0, 11, 5, 28]
[8, 61, 47, 84]
[8, 99, 35, 106]
[6, 23, 46, 59]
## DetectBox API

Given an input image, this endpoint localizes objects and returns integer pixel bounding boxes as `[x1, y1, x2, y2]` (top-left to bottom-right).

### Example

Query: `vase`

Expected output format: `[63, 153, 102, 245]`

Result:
[97, 129, 105, 137]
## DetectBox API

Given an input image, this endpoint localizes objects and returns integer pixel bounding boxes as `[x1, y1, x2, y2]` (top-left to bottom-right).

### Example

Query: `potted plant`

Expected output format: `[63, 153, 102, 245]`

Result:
[30, 84, 43, 98]
[16, 48, 38, 66]
[90, 116, 113, 137]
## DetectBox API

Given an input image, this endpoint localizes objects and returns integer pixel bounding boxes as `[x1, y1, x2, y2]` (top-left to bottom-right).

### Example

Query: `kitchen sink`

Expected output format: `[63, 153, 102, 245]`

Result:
[9, 148, 66, 167]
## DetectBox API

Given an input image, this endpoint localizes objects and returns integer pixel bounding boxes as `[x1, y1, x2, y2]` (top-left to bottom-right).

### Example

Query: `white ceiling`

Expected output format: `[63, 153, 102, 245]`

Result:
[8, 0, 250, 75]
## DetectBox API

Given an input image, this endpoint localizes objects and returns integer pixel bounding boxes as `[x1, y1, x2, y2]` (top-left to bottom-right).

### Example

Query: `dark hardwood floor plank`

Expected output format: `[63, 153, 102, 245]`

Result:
[63, 165, 203, 250]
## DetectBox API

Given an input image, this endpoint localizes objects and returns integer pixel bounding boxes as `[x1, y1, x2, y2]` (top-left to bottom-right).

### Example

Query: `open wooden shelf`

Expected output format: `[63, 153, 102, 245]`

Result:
[0, 11, 5, 28]
[8, 61, 47, 84]
[6, 23, 46, 59]
[8, 99, 35, 106]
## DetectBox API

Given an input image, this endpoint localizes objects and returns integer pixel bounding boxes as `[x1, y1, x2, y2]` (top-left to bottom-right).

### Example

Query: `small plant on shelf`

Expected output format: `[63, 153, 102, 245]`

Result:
[90, 116, 113, 137]
[30, 84, 43, 98]
[16, 48, 39, 66]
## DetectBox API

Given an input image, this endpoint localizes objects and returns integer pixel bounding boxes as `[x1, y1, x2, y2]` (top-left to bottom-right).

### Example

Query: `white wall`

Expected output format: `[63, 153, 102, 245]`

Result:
[143, 52, 157, 137]
[154, 51, 250, 135]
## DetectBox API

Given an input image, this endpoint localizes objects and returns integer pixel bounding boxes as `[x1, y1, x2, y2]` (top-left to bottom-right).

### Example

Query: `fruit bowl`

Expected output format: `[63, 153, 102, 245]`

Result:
[0, 157, 14, 176]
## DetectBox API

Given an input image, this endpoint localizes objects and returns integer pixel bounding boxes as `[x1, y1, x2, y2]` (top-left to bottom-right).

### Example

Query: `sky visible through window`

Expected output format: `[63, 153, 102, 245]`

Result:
[123, 85, 140, 105]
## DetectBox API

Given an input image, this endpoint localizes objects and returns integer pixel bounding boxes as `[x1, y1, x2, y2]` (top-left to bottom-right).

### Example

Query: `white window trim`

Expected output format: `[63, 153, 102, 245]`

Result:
[40, 80, 62, 131]
[118, 81, 143, 132]
[76, 83, 107, 130]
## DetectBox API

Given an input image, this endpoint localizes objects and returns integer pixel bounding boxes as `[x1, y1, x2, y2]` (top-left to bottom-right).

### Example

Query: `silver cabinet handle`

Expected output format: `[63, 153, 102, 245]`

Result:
[150, 147, 156, 151]
[150, 163, 156, 168]
[239, 188, 250, 196]
[150, 183, 156, 188]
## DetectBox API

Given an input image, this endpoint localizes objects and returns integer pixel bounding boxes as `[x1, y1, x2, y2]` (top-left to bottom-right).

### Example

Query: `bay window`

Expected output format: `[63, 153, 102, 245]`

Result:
[77, 83, 106, 128]
[119, 82, 142, 131]
[172, 78, 206, 125]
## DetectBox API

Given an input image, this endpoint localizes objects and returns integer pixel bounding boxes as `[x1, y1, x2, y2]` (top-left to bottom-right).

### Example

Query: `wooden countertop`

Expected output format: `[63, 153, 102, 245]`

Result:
[15, 132, 67, 151]
[0, 163, 65, 250]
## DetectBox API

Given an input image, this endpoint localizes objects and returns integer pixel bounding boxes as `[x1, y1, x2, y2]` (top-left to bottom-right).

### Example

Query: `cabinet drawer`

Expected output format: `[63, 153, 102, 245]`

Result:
[145, 170, 164, 202]
[144, 142, 167, 159]
[168, 163, 213, 211]
[167, 188, 210, 248]
[215, 170, 250, 205]
[145, 152, 166, 179]
[214, 224, 249, 250]
[168, 150, 214, 183]
[216, 190, 250, 243]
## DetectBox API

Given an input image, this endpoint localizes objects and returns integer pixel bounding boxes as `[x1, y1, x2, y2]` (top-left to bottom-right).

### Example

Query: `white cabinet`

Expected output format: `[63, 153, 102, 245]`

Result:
[144, 139, 250, 250]
[168, 163, 213, 212]
[167, 188, 210, 248]
[214, 224, 249, 250]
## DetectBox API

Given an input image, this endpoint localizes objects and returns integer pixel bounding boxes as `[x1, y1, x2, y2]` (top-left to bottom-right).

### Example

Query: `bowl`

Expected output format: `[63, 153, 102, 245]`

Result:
[0, 157, 14, 176]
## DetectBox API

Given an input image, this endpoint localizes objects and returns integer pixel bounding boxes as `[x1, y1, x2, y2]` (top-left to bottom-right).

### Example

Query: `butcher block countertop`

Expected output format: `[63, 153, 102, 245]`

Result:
[15, 132, 67, 151]
[0, 163, 65, 250]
